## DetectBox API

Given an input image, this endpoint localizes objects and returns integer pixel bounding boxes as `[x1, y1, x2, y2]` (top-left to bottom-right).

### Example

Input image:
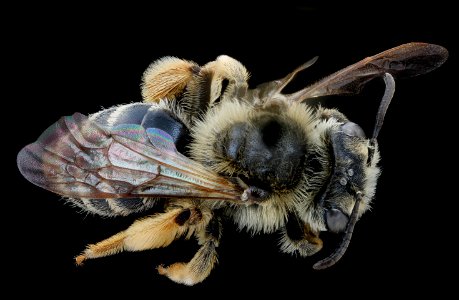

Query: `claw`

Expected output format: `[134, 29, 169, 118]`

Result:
[75, 254, 86, 266]
[157, 263, 198, 286]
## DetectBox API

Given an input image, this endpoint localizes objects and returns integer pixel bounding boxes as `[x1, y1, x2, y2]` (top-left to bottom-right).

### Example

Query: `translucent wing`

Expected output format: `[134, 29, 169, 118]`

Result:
[17, 113, 242, 201]
[287, 42, 448, 102]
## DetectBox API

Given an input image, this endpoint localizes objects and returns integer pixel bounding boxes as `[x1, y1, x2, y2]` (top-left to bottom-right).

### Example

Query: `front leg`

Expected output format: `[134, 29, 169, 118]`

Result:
[279, 212, 323, 257]
[158, 216, 222, 285]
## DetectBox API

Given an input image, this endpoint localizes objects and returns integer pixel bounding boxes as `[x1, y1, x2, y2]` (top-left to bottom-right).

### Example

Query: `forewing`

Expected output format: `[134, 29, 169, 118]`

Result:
[17, 113, 241, 201]
[288, 42, 448, 102]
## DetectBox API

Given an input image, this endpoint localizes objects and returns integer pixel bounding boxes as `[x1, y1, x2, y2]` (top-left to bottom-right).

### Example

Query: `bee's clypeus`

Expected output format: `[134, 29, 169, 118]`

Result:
[17, 43, 447, 285]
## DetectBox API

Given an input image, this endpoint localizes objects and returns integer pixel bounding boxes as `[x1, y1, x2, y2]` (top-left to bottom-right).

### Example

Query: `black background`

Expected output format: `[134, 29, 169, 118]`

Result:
[6, 2, 457, 297]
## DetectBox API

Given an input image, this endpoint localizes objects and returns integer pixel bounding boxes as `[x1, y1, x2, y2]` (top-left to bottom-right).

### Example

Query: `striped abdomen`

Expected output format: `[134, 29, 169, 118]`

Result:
[70, 197, 158, 217]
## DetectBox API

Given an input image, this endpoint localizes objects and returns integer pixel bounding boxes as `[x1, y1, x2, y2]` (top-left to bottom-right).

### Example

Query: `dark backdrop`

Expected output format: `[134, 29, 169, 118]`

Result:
[6, 2, 456, 297]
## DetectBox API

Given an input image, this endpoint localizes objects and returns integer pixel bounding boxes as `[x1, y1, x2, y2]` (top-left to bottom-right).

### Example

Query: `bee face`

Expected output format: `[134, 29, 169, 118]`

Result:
[317, 119, 380, 234]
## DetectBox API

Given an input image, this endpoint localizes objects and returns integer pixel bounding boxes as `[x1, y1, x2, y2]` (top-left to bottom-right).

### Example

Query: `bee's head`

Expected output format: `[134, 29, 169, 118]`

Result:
[311, 116, 379, 234]
[311, 73, 395, 269]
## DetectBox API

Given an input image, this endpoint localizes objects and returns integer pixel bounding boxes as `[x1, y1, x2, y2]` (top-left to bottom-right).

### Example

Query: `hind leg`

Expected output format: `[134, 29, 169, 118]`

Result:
[158, 216, 222, 285]
[75, 202, 210, 265]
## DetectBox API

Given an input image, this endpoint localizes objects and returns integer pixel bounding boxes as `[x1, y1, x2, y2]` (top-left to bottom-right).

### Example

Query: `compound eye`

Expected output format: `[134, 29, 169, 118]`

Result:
[325, 208, 349, 233]
[341, 122, 366, 138]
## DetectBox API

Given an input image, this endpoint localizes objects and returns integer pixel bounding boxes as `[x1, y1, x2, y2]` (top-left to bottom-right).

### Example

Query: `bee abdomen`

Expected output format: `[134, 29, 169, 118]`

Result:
[90, 102, 190, 154]
[70, 197, 157, 217]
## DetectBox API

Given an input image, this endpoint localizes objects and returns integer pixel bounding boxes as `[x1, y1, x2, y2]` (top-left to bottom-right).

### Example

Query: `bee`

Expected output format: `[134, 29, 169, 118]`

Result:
[17, 42, 447, 285]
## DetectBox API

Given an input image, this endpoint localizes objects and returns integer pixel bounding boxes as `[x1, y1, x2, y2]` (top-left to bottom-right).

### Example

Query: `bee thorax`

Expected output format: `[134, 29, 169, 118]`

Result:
[220, 114, 307, 192]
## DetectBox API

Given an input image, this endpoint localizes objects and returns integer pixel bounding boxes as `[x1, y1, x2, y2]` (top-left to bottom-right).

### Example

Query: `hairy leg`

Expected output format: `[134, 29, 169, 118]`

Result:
[279, 212, 323, 257]
[75, 202, 210, 265]
[158, 216, 222, 285]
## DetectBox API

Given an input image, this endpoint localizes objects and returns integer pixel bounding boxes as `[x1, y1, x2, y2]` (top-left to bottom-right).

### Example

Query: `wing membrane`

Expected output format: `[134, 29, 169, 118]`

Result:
[288, 42, 448, 102]
[17, 113, 242, 201]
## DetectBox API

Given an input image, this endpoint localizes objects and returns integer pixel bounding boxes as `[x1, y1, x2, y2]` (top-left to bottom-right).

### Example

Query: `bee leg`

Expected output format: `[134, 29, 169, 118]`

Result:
[279, 213, 323, 257]
[180, 55, 250, 119]
[75, 205, 209, 265]
[141, 57, 200, 102]
[143, 55, 249, 121]
[202, 55, 249, 99]
[157, 216, 222, 285]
